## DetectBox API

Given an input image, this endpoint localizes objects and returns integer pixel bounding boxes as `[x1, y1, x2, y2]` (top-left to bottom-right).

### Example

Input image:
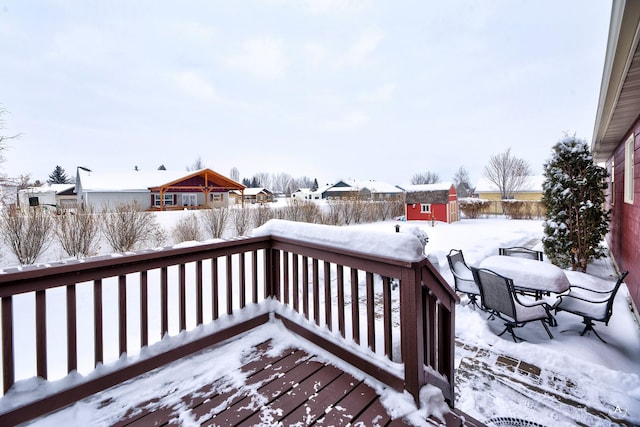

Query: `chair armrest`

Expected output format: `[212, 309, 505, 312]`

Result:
[513, 294, 549, 308]
[567, 284, 613, 295]
[555, 293, 608, 306]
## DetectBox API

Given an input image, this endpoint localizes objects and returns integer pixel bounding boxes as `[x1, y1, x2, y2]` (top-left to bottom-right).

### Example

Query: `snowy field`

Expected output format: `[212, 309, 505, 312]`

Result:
[0, 211, 638, 426]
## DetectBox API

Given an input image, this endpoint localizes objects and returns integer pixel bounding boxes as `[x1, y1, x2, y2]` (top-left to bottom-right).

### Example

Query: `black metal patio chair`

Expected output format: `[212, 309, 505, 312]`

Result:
[553, 271, 629, 343]
[471, 267, 555, 342]
[446, 249, 481, 310]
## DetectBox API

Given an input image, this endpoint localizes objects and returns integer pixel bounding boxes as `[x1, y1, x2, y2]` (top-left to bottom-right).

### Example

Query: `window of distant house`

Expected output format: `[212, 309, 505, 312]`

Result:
[624, 134, 635, 204]
[210, 193, 223, 202]
[154, 194, 174, 206]
[420, 203, 431, 213]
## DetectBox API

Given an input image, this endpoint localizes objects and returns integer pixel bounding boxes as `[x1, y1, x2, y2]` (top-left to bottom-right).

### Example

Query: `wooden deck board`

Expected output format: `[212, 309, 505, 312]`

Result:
[109, 342, 417, 427]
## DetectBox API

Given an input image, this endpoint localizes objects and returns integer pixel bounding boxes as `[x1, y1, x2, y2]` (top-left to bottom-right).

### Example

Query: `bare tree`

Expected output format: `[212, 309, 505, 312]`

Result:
[186, 155, 205, 171]
[229, 166, 240, 182]
[101, 202, 165, 252]
[484, 148, 531, 199]
[200, 206, 230, 239]
[172, 213, 203, 243]
[410, 171, 440, 185]
[253, 172, 272, 189]
[0, 206, 53, 265]
[0, 107, 21, 167]
[54, 204, 101, 258]
[272, 172, 293, 194]
[452, 166, 474, 197]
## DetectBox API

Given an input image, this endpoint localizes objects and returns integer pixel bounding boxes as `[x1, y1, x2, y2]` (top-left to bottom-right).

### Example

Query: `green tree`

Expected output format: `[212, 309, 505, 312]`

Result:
[47, 165, 71, 184]
[541, 135, 610, 272]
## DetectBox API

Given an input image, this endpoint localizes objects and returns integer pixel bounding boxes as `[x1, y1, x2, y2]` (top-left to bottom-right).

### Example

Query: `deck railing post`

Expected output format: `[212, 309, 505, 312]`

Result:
[400, 265, 426, 404]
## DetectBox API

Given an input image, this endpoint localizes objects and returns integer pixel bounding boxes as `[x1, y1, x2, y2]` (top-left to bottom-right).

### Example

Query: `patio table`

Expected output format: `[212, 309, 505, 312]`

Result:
[478, 255, 571, 294]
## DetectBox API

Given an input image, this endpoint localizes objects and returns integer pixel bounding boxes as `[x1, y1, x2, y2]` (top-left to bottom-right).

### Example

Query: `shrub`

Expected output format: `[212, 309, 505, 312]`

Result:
[200, 206, 230, 239]
[101, 202, 164, 252]
[172, 213, 203, 243]
[55, 204, 101, 258]
[0, 206, 53, 265]
[458, 198, 490, 219]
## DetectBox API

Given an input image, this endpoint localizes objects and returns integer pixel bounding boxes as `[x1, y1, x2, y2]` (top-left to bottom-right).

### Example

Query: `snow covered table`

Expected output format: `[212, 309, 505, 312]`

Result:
[478, 255, 571, 294]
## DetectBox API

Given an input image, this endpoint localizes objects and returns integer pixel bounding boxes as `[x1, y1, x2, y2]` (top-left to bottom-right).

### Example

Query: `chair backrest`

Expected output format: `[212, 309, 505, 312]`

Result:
[447, 249, 473, 280]
[604, 271, 629, 322]
[498, 246, 543, 261]
[471, 267, 516, 319]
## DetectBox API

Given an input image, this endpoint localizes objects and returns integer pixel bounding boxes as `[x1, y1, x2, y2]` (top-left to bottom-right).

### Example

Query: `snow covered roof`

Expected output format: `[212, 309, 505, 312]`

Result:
[230, 188, 272, 196]
[329, 179, 402, 194]
[401, 182, 454, 192]
[20, 183, 75, 194]
[77, 169, 242, 192]
[474, 176, 544, 193]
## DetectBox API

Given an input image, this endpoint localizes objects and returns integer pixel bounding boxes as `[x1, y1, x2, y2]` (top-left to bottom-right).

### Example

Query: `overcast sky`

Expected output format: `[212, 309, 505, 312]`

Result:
[0, 0, 612, 187]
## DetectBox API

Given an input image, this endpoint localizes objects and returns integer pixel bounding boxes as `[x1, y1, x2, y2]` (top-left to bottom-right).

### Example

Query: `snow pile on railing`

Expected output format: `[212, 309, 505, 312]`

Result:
[252, 219, 426, 262]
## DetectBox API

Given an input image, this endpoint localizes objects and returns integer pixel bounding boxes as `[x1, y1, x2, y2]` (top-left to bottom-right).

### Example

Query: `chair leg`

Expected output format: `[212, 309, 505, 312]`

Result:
[540, 320, 553, 339]
[580, 319, 607, 343]
[497, 323, 521, 342]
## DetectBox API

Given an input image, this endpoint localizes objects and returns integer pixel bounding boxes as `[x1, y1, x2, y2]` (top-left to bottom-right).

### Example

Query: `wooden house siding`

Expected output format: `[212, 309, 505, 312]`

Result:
[606, 128, 640, 313]
[591, 0, 640, 320]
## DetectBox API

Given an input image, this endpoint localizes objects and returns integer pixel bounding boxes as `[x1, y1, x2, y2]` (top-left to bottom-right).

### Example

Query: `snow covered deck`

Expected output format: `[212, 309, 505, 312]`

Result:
[0, 221, 474, 426]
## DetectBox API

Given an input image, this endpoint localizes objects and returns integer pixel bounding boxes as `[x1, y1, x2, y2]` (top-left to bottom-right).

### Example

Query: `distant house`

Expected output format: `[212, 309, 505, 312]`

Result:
[324, 180, 403, 201]
[591, 0, 640, 322]
[75, 168, 244, 211]
[403, 182, 458, 223]
[18, 183, 76, 209]
[230, 188, 274, 205]
[474, 176, 544, 215]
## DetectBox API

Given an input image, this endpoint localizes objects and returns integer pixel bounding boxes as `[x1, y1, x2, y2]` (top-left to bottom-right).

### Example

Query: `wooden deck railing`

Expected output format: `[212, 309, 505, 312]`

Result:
[0, 231, 458, 425]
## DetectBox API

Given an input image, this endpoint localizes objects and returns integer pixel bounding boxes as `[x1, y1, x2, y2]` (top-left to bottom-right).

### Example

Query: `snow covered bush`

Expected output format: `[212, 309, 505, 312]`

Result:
[172, 212, 202, 243]
[458, 197, 490, 219]
[541, 135, 609, 272]
[199, 206, 229, 239]
[0, 206, 53, 264]
[54, 203, 101, 258]
[101, 202, 165, 252]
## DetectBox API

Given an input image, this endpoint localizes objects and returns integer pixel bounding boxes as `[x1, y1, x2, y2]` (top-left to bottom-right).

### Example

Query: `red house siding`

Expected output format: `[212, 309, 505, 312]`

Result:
[606, 126, 640, 313]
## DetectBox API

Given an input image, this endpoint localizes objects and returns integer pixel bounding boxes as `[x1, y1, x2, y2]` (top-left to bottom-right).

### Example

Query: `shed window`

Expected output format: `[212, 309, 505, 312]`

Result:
[420, 203, 431, 213]
[624, 134, 635, 204]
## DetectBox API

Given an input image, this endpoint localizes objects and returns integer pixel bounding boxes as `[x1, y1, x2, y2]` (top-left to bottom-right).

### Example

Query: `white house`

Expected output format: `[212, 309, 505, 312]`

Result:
[17, 183, 75, 209]
[75, 168, 244, 211]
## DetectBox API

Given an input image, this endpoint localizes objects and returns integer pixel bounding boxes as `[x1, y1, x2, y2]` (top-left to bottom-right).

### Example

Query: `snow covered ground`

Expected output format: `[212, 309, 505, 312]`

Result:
[1, 212, 639, 426]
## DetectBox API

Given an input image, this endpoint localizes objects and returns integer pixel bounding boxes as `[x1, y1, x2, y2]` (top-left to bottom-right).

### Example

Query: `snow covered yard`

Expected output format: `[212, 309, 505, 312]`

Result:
[0, 212, 638, 426]
[350, 217, 640, 425]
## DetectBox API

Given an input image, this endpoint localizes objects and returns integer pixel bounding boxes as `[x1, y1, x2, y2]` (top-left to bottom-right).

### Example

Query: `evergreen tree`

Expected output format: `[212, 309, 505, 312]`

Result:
[242, 178, 251, 187]
[541, 135, 610, 272]
[311, 178, 318, 192]
[47, 165, 70, 184]
[158, 164, 166, 170]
